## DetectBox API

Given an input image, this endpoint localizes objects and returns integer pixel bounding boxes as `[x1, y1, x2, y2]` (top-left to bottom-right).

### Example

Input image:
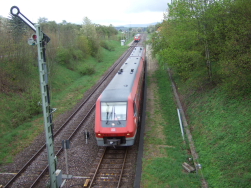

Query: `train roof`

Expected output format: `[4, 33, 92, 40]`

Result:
[100, 47, 144, 102]
[130, 47, 144, 57]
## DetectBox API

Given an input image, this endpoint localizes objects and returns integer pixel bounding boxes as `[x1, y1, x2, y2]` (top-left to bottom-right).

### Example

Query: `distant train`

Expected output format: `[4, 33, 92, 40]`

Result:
[95, 47, 146, 146]
[134, 34, 141, 42]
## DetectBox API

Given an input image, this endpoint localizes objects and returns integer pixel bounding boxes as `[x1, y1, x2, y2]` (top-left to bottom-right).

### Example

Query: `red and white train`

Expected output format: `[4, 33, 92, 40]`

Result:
[134, 34, 141, 42]
[95, 47, 146, 146]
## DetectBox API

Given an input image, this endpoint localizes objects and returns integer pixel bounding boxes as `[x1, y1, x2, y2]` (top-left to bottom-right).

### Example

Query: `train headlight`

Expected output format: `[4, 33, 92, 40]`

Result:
[98, 134, 101, 136]
[127, 133, 130, 136]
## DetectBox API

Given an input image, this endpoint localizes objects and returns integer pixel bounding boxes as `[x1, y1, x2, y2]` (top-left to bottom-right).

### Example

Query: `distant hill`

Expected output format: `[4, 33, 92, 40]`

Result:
[115, 22, 158, 30]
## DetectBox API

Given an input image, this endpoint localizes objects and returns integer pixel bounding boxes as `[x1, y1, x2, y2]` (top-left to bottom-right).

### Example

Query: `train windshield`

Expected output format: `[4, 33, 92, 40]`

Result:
[101, 102, 127, 121]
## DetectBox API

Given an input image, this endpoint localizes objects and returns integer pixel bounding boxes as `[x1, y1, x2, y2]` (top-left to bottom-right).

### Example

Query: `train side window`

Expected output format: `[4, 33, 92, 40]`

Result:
[134, 102, 137, 117]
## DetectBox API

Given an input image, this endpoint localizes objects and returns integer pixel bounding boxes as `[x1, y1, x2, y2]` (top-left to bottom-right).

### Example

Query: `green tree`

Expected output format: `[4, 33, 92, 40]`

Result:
[38, 17, 48, 23]
[81, 17, 101, 60]
[151, 0, 251, 95]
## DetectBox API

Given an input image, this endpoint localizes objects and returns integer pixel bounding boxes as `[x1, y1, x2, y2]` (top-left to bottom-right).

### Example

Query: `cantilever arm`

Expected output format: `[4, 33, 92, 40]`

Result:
[10, 6, 50, 43]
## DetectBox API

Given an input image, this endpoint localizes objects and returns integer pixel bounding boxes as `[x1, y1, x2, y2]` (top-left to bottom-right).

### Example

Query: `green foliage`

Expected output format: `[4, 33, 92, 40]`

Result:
[72, 49, 84, 60]
[8, 14, 29, 40]
[55, 47, 86, 70]
[147, 25, 157, 33]
[186, 87, 251, 187]
[1, 85, 41, 129]
[78, 63, 95, 75]
[100, 40, 115, 51]
[142, 67, 200, 187]
[95, 48, 104, 62]
[76, 35, 90, 58]
[96, 24, 118, 39]
[25, 86, 42, 116]
[159, 48, 204, 80]
[55, 48, 72, 65]
[151, 0, 251, 97]
[88, 39, 101, 58]
[149, 1, 251, 186]
[81, 17, 101, 59]
[38, 17, 48, 23]
[201, 0, 251, 96]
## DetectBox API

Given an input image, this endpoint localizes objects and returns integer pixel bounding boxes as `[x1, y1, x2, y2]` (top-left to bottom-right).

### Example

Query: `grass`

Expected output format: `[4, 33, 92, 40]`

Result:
[0, 39, 129, 165]
[141, 67, 201, 187]
[184, 87, 251, 187]
[0, 117, 44, 163]
[143, 47, 251, 187]
[171, 61, 251, 187]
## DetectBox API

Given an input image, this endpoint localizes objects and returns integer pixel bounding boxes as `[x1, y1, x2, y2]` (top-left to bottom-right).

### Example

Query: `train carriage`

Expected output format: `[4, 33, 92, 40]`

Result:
[134, 34, 141, 42]
[95, 47, 146, 146]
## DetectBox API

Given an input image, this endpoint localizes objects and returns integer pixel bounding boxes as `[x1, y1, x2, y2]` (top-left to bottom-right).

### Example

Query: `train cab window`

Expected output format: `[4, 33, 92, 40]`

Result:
[101, 102, 127, 121]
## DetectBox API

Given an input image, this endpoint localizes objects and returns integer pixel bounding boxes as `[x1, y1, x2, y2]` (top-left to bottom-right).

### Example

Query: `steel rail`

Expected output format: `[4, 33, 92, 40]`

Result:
[88, 147, 128, 188]
[88, 147, 107, 188]
[117, 147, 128, 188]
[30, 103, 96, 187]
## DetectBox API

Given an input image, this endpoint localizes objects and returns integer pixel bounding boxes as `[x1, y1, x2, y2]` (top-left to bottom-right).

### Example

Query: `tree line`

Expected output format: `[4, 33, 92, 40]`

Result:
[151, 0, 251, 96]
[0, 16, 119, 128]
[0, 16, 118, 94]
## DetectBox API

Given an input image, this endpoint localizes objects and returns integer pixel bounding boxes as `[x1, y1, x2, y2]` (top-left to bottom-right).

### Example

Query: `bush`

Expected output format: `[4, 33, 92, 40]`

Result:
[78, 64, 95, 76]
[96, 48, 104, 62]
[100, 41, 115, 51]
[56, 48, 85, 70]
[72, 49, 84, 60]
[88, 38, 100, 57]
[9, 85, 41, 128]
[25, 86, 41, 116]
[55, 48, 71, 65]
[76, 35, 90, 58]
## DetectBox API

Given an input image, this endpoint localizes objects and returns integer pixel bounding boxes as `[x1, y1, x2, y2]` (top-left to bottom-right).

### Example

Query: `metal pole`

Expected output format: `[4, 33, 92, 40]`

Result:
[177, 108, 185, 140]
[35, 24, 58, 188]
[64, 141, 69, 177]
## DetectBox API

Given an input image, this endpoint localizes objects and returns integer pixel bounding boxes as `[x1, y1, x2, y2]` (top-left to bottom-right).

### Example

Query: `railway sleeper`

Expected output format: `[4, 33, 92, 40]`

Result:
[103, 155, 125, 159]
[97, 174, 120, 179]
[96, 176, 120, 181]
[97, 169, 121, 174]
[100, 164, 123, 168]
[97, 172, 120, 176]
[105, 149, 126, 153]
[91, 186, 119, 188]
[101, 159, 125, 163]
[96, 178, 119, 183]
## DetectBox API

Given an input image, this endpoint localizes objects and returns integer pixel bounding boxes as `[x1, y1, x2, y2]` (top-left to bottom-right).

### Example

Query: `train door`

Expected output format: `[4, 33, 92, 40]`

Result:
[133, 101, 139, 126]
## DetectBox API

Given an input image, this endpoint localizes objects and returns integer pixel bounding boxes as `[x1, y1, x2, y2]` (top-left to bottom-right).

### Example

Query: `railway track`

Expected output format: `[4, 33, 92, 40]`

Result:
[87, 146, 136, 188]
[4, 42, 139, 188]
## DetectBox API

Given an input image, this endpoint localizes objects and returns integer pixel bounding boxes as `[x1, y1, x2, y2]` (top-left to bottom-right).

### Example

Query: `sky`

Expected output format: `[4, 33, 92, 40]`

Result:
[0, 0, 171, 26]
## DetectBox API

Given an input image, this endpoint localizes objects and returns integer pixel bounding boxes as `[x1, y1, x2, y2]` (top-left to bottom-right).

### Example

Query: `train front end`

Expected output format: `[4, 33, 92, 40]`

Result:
[134, 34, 141, 42]
[95, 96, 137, 146]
